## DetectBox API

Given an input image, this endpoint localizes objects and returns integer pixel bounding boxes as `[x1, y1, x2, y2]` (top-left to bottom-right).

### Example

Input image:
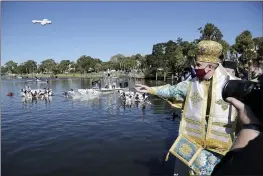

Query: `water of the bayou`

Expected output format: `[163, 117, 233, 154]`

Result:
[2, 78, 181, 176]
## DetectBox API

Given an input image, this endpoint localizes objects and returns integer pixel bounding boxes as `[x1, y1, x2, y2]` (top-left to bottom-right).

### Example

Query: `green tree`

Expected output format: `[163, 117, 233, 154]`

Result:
[152, 43, 166, 69]
[229, 44, 239, 61]
[16, 64, 27, 74]
[94, 63, 102, 72]
[185, 41, 198, 65]
[180, 41, 191, 56]
[24, 60, 37, 74]
[39, 59, 57, 73]
[167, 45, 186, 72]
[198, 23, 223, 42]
[219, 40, 230, 61]
[1, 66, 8, 74]
[235, 30, 256, 64]
[69, 61, 76, 73]
[5, 61, 18, 74]
[253, 37, 263, 60]
[164, 40, 178, 71]
[76, 55, 97, 73]
[110, 54, 125, 63]
[59, 60, 71, 73]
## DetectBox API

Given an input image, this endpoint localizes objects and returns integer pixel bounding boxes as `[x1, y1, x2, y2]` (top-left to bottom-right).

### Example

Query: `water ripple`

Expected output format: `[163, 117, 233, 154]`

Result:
[2, 79, 179, 176]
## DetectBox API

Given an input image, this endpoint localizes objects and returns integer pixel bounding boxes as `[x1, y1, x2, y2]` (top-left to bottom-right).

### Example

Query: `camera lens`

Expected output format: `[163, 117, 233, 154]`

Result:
[222, 80, 255, 101]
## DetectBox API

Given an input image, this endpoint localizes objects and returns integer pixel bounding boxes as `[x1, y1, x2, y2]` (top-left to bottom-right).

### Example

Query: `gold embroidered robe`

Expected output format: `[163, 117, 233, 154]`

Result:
[148, 64, 240, 175]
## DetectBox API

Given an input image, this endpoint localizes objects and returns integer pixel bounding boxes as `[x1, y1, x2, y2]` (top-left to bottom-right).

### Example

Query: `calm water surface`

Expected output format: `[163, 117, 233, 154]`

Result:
[2, 78, 181, 176]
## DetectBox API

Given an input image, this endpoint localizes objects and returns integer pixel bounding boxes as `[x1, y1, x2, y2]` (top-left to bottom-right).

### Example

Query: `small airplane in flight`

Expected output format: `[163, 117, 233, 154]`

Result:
[32, 19, 52, 26]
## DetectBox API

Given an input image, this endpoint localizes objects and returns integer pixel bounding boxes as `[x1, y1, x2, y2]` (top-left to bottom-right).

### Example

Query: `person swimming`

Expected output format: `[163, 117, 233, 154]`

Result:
[135, 94, 140, 101]
[32, 91, 38, 99]
[7, 92, 14, 96]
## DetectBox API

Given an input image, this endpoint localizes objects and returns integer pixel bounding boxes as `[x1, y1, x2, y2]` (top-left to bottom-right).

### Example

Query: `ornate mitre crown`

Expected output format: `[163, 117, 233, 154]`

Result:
[196, 40, 223, 63]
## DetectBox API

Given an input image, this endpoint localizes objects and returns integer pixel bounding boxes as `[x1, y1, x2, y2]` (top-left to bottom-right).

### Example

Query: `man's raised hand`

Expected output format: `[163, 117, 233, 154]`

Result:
[134, 84, 150, 93]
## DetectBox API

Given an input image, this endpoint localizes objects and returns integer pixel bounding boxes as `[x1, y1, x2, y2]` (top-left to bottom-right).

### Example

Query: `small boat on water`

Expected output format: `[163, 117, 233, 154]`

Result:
[89, 75, 130, 93]
[36, 79, 48, 83]
[26, 77, 48, 84]
[77, 89, 101, 96]
[63, 89, 101, 100]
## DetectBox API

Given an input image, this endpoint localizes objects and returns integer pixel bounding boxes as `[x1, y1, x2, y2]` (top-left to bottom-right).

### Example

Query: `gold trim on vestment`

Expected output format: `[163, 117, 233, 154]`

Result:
[165, 65, 239, 175]
[215, 99, 229, 111]
[212, 122, 232, 128]
[211, 130, 231, 138]
[184, 117, 201, 125]
[180, 81, 193, 135]
[148, 87, 157, 95]
[206, 138, 230, 155]
[185, 135, 204, 146]
[205, 70, 235, 154]
[190, 92, 202, 108]
[185, 127, 201, 134]
[167, 100, 183, 109]
[168, 134, 203, 167]
[201, 80, 210, 142]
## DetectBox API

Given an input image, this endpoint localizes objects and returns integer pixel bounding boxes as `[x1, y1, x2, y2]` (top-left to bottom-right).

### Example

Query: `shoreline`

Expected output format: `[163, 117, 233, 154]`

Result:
[4, 72, 147, 79]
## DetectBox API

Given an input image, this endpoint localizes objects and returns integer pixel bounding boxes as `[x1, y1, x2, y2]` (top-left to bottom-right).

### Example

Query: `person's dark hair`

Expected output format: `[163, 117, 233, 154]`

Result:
[223, 60, 237, 70]
[219, 54, 224, 62]
[223, 60, 239, 77]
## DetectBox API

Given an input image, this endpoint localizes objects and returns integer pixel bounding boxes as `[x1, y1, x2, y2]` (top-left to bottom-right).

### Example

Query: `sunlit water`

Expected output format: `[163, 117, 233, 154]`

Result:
[2, 78, 181, 176]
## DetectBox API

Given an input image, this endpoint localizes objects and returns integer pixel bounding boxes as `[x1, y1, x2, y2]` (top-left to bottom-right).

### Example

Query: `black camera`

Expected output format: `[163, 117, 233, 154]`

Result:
[222, 74, 263, 121]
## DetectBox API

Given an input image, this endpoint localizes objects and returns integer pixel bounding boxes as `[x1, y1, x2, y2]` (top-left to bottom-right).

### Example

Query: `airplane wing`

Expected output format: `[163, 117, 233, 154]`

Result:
[32, 19, 51, 26]
[32, 20, 42, 24]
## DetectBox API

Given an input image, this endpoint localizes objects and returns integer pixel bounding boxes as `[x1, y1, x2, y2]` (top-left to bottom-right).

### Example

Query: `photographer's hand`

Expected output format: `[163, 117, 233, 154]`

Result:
[226, 97, 260, 125]
[226, 97, 261, 150]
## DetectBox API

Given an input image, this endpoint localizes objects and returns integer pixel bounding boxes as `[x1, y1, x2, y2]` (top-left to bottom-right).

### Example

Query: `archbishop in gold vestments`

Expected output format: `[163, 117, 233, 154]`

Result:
[147, 40, 239, 175]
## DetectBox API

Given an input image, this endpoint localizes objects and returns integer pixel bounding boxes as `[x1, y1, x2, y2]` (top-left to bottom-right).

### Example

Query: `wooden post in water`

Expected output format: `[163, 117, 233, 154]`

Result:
[172, 74, 174, 85]
[164, 72, 166, 81]
[156, 72, 158, 81]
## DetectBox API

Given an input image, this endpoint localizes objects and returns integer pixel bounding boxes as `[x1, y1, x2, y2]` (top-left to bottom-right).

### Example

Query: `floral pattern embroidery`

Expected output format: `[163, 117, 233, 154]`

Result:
[190, 91, 202, 107]
[179, 144, 193, 156]
[216, 99, 229, 111]
[190, 149, 221, 175]
[208, 155, 218, 165]
[174, 137, 197, 163]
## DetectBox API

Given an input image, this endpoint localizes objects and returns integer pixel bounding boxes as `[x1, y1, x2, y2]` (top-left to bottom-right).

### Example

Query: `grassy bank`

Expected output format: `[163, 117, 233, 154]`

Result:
[19, 72, 145, 79]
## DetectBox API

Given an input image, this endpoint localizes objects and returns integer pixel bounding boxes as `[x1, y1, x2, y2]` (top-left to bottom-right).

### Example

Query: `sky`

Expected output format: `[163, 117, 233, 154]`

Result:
[1, 2, 263, 65]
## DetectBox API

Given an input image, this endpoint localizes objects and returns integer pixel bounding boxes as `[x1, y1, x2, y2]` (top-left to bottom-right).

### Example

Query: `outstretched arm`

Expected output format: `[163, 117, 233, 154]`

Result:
[135, 80, 190, 101]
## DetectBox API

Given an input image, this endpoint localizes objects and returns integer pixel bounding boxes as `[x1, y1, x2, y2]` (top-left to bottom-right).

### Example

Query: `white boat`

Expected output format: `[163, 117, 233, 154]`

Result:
[77, 89, 101, 96]
[36, 79, 48, 84]
[26, 78, 48, 83]
[96, 75, 130, 92]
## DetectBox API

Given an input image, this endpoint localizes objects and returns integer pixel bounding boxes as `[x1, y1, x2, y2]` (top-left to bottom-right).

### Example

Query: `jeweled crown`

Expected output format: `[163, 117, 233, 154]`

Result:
[196, 40, 223, 63]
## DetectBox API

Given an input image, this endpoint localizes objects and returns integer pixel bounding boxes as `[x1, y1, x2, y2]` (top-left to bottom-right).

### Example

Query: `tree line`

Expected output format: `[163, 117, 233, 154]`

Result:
[2, 23, 263, 78]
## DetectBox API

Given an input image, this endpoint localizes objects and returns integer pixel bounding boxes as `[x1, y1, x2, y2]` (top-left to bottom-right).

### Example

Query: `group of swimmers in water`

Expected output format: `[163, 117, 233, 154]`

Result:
[20, 86, 52, 99]
[118, 90, 148, 103]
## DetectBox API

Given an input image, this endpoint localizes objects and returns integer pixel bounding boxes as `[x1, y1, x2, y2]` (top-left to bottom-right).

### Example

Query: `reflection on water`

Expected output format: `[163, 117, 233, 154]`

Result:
[2, 78, 180, 176]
